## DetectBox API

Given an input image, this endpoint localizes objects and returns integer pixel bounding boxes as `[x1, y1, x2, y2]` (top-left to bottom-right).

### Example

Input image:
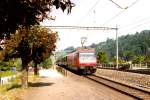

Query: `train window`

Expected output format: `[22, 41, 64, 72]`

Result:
[79, 53, 96, 63]
[79, 53, 95, 57]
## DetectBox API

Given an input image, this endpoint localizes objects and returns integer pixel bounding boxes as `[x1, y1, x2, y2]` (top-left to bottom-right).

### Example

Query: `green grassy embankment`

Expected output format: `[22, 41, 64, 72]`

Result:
[0, 71, 17, 77]
[0, 72, 40, 100]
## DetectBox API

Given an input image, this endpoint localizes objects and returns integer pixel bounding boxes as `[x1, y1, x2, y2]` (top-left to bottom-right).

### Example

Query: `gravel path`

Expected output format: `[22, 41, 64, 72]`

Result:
[19, 69, 135, 100]
[96, 69, 150, 90]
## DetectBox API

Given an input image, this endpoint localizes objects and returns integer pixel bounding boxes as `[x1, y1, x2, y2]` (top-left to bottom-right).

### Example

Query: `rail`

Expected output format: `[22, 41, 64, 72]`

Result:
[85, 75, 150, 100]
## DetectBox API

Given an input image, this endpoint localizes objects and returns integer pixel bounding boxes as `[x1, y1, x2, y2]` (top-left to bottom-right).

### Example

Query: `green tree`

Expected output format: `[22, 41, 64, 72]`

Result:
[97, 51, 108, 64]
[132, 56, 145, 64]
[0, 0, 74, 39]
[145, 54, 150, 67]
[110, 56, 125, 65]
[64, 46, 75, 52]
[123, 50, 134, 61]
[4, 25, 58, 88]
[0, 0, 74, 88]
[28, 26, 58, 75]
[93, 30, 150, 63]
[40, 57, 53, 69]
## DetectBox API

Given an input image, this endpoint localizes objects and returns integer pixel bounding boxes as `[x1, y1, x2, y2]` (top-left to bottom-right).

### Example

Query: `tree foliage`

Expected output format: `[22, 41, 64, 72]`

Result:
[132, 56, 145, 64]
[64, 46, 75, 52]
[0, 0, 74, 39]
[0, 0, 74, 88]
[96, 51, 108, 64]
[0, 58, 21, 71]
[39, 57, 53, 69]
[90, 30, 150, 64]
[4, 25, 58, 70]
[145, 53, 150, 66]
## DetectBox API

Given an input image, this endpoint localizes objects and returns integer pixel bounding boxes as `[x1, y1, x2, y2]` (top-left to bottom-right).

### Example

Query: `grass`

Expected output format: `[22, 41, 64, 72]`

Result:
[0, 72, 40, 100]
[0, 75, 21, 91]
[0, 75, 21, 100]
[0, 71, 17, 77]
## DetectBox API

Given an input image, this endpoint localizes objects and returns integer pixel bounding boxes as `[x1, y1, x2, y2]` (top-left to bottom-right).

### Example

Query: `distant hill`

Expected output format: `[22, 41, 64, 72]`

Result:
[62, 30, 150, 62]
[89, 30, 150, 61]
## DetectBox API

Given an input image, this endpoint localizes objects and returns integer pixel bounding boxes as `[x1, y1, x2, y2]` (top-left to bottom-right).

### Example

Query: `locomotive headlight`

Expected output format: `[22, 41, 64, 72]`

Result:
[80, 66, 84, 69]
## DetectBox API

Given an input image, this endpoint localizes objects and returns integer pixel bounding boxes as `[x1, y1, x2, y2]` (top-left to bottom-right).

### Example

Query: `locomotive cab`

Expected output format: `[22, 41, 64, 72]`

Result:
[78, 52, 97, 74]
[79, 52, 97, 66]
[57, 47, 97, 74]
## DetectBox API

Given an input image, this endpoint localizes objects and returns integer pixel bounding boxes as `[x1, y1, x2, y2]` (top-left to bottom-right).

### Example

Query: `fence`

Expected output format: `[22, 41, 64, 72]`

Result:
[97, 63, 150, 70]
[0, 75, 17, 85]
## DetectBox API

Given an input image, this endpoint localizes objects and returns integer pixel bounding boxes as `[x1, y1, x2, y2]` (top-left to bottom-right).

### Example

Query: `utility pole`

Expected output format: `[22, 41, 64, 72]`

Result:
[116, 25, 118, 69]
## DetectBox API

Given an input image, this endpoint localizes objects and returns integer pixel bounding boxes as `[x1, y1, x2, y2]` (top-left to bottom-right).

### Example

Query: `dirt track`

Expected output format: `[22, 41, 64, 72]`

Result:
[19, 69, 135, 100]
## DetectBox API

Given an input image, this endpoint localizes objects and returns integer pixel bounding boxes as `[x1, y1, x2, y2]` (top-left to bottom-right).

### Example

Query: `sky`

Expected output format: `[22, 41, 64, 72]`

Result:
[41, 0, 150, 50]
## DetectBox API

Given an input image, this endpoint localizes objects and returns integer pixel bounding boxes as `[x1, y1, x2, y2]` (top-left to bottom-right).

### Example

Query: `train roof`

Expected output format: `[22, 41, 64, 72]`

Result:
[66, 47, 95, 57]
[76, 47, 95, 53]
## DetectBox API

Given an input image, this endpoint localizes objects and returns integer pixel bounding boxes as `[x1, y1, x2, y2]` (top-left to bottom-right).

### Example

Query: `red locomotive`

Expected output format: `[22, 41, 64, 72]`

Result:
[56, 47, 97, 74]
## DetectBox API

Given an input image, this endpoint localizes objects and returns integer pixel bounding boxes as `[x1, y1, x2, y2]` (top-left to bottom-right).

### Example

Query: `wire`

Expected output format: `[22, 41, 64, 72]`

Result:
[77, 0, 101, 25]
[43, 25, 118, 30]
[103, 0, 140, 26]
[78, 0, 124, 25]
[103, 9, 126, 26]
[120, 16, 150, 29]
[120, 19, 150, 33]
[109, 0, 140, 9]
[108, 0, 127, 9]
[128, 0, 140, 8]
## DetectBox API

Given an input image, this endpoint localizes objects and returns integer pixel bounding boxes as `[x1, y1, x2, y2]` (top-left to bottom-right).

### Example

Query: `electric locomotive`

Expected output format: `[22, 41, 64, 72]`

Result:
[56, 47, 97, 74]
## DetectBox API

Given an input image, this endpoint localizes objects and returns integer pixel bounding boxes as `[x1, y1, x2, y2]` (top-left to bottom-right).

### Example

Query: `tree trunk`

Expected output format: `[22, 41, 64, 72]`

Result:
[21, 61, 28, 88]
[34, 63, 39, 75]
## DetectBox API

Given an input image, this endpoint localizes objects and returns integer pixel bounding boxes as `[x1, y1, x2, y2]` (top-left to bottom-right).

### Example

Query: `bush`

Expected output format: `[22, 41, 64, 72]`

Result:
[118, 64, 130, 70]
[0, 71, 17, 77]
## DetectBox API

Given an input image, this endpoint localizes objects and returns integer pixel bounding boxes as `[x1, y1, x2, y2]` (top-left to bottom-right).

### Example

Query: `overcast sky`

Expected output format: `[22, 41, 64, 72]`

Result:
[41, 0, 150, 50]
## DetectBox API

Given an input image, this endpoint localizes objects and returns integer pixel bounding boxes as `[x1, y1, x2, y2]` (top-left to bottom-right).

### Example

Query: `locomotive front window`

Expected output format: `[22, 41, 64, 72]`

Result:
[79, 53, 95, 58]
[79, 53, 96, 63]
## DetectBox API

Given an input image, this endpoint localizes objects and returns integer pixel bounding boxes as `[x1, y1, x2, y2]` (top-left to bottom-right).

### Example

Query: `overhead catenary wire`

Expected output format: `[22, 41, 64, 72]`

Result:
[77, 0, 139, 28]
[120, 15, 150, 29]
[77, 0, 141, 29]
[108, 0, 128, 9]
[78, 0, 127, 26]
[127, 0, 140, 8]
[120, 19, 150, 34]
[44, 25, 118, 30]
[46, 0, 143, 35]
[103, 0, 140, 26]
[102, 9, 126, 26]
[78, 0, 126, 25]
[77, 0, 102, 25]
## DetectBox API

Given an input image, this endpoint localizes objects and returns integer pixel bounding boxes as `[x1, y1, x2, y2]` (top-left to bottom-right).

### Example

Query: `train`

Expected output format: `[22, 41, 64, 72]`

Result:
[56, 47, 97, 74]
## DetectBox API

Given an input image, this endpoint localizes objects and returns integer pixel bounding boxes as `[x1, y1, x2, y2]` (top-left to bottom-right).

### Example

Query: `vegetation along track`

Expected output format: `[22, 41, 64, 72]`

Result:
[85, 75, 150, 100]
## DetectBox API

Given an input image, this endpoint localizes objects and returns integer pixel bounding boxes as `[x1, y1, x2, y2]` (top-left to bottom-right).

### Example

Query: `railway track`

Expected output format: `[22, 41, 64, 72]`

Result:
[85, 75, 150, 100]
[97, 67, 150, 75]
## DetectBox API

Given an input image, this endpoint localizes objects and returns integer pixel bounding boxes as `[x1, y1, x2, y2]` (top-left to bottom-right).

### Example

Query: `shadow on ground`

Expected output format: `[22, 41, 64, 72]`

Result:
[56, 65, 81, 75]
[29, 82, 54, 87]
[7, 84, 21, 90]
[56, 65, 90, 76]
